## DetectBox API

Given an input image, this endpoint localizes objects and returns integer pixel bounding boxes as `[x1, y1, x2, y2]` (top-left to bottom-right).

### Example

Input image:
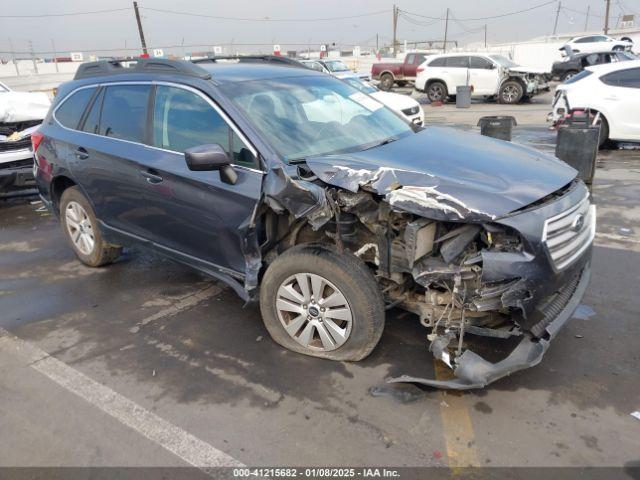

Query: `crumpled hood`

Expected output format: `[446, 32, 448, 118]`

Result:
[306, 126, 577, 222]
[508, 66, 548, 75]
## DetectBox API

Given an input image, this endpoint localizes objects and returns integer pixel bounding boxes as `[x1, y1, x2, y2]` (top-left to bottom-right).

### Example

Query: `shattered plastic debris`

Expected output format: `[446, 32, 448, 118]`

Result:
[631, 411, 640, 421]
[572, 304, 596, 320]
[368, 384, 425, 403]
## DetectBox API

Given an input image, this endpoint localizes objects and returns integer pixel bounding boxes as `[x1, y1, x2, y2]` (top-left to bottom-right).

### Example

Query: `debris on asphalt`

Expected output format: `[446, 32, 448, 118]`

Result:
[152, 369, 156, 377]
[620, 228, 632, 236]
[631, 411, 640, 421]
[572, 304, 596, 320]
[369, 384, 425, 403]
[575, 334, 584, 339]
[440, 400, 450, 408]
[256, 336, 263, 342]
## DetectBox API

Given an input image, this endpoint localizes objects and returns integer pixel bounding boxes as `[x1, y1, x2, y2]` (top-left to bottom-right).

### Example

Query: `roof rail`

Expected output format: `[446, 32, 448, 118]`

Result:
[192, 55, 306, 68]
[74, 58, 212, 80]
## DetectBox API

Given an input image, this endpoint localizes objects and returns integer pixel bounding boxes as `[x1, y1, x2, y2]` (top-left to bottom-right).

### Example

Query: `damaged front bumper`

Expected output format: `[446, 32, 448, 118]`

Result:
[388, 261, 591, 389]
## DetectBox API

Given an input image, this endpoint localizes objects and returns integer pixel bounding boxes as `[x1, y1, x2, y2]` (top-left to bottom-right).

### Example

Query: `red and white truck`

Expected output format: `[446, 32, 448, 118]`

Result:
[371, 52, 429, 91]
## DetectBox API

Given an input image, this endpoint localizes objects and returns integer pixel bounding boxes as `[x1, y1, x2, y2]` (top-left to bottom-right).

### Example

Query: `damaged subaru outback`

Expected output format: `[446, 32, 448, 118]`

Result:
[34, 59, 595, 389]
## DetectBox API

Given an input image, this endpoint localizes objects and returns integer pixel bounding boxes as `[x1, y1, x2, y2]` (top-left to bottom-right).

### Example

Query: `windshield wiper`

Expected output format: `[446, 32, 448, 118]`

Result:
[361, 136, 398, 151]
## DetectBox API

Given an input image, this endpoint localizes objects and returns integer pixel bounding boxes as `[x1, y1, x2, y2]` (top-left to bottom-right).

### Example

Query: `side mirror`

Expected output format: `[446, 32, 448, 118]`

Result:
[184, 144, 238, 185]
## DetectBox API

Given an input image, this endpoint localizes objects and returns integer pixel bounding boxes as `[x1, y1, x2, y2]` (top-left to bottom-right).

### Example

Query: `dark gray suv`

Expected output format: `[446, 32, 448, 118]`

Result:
[35, 59, 594, 389]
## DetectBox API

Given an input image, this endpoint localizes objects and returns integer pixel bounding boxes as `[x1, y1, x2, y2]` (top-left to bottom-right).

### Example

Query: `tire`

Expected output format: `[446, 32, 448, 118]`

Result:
[259, 244, 385, 361]
[60, 186, 122, 267]
[613, 45, 624, 52]
[379, 73, 394, 91]
[595, 114, 609, 148]
[499, 80, 524, 104]
[426, 81, 447, 103]
[562, 70, 579, 82]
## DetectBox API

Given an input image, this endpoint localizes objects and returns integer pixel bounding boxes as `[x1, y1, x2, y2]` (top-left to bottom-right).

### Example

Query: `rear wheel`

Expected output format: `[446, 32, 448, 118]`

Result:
[613, 45, 625, 52]
[379, 73, 394, 91]
[499, 80, 524, 104]
[60, 186, 121, 267]
[562, 70, 579, 82]
[426, 81, 447, 103]
[260, 245, 385, 361]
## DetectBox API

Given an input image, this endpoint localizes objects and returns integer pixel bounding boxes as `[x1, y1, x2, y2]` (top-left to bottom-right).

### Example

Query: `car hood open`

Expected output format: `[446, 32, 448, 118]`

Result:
[305, 126, 577, 222]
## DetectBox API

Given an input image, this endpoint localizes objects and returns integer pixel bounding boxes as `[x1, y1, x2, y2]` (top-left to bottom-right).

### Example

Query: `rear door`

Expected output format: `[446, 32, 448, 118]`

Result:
[444, 56, 470, 90]
[138, 83, 263, 273]
[70, 83, 153, 238]
[600, 67, 640, 140]
[468, 56, 499, 95]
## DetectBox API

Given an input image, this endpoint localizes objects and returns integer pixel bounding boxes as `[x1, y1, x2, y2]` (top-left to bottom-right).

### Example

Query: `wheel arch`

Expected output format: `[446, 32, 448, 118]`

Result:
[50, 175, 77, 213]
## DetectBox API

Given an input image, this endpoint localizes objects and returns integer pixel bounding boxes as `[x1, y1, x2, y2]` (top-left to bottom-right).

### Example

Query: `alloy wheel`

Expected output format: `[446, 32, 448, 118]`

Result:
[502, 85, 519, 103]
[65, 201, 95, 255]
[275, 273, 353, 352]
[428, 84, 444, 101]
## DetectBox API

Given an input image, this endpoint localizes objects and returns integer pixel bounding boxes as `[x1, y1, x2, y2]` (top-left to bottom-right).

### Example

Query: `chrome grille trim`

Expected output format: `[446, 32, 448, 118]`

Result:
[542, 196, 596, 270]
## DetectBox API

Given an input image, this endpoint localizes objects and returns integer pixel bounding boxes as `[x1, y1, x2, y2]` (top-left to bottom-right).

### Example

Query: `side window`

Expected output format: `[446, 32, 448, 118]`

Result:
[575, 36, 593, 43]
[584, 54, 599, 66]
[601, 68, 640, 88]
[428, 57, 446, 67]
[469, 56, 493, 69]
[152, 85, 256, 168]
[81, 88, 104, 134]
[406, 54, 416, 65]
[55, 87, 96, 130]
[415, 54, 426, 65]
[99, 85, 150, 142]
[445, 56, 469, 68]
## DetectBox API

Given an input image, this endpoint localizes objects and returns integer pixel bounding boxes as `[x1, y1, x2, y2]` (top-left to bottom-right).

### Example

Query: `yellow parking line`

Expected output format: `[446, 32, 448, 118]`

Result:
[434, 360, 479, 468]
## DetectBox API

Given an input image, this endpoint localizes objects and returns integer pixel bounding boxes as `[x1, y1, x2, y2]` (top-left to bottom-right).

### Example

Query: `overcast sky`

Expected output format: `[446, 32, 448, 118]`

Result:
[0, 0, 636, 57]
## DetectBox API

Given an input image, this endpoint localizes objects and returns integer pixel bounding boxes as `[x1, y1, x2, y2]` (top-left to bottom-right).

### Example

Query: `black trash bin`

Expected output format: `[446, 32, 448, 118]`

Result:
[555, 126, 599, 186]
[477, 116, 517, 141]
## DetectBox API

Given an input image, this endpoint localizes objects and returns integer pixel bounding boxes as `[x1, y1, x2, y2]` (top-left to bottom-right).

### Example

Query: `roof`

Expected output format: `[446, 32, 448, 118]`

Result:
[586, 58, 640, 74]
[196, 62, 322, 84]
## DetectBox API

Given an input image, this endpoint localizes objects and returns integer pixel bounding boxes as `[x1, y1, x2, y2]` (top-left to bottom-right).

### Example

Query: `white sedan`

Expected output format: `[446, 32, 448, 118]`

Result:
[561, 35, 633, 54]
[548, 60, 640, 146]
[341, 77, 425, 125]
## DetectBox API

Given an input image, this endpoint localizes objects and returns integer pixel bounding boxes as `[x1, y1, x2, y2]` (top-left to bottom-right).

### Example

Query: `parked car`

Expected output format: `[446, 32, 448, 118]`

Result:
[1, 82, 51, 197]
[300, 59, 369, 81]
[415, 53, 549, 104]
[35, 59, 594, 389]
[552, 50, 638, 82]
[548, 59, 640, 147]
[339, 77, 424, 125]
[561, 35, 633, 54]
[371, 52, 429, 91]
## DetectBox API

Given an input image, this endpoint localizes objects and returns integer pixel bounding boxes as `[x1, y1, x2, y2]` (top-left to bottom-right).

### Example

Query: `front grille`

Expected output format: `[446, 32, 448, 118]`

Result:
[0, 137, 32, 152]
[543, 196, 595, 270]
[402, 106, 420, 116]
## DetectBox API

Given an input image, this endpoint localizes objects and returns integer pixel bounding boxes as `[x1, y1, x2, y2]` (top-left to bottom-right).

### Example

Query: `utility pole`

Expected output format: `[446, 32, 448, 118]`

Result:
[133, 1, 148, 55]
[484, 24, 487, 48]
[553, 1, 562, 35]
[584, 5, 590, 31]
[376, 33, 379, 52]
[443, 8, 450, 52]
[392, 5, 398, 55]
[604, 0, 611, 34]
[51, 39, 59, 73]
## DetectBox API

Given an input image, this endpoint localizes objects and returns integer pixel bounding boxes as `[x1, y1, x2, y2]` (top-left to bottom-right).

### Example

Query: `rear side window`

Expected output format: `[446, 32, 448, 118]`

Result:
[99, 85, 150, 142]
[56, 87, 96, 130]
[445, 56, 469, 68]
[601, 68, 640, 88]
[564, 70, 592, 84]
[81, 88, 104, 134]
[152, 85, 256, 168]
[428, 57, 446, 67]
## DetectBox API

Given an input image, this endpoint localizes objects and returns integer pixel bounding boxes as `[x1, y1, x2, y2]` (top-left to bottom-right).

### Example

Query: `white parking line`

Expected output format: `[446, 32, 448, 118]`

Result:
[0, 327, 244, 469]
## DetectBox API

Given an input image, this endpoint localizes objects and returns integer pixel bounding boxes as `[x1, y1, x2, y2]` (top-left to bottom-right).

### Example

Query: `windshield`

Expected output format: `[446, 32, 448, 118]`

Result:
[490, 55, 519, 68]
[324, 60, 350, 72]
[222, 75, 413, 162]
[618, 51, 638, 60]
[341, 77, 377, 94]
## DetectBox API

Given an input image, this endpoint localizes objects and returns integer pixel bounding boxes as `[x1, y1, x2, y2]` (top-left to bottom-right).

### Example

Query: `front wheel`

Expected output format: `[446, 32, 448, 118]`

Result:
[562, 70, 579, 82]
[260, 245, 385, 361]
[60, 186, 122, 267]
[499, 80, 524, 104]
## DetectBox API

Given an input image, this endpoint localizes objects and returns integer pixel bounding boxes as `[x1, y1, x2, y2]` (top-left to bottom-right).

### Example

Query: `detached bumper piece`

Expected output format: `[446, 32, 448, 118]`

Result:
[388, 264, 591, 390]
[0, 158, 36, 195]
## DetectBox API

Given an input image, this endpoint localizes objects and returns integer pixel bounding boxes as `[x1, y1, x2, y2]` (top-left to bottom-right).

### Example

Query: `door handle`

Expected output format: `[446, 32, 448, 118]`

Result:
[75, 147, 89, 160]
[141, 170, 163, 184]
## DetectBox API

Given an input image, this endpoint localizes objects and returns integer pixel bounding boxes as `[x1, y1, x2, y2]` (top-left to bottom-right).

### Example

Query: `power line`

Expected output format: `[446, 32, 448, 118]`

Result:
[0, 7, 130, 18]
[399, 0, 557, 21]
[140, 7, 390, 22]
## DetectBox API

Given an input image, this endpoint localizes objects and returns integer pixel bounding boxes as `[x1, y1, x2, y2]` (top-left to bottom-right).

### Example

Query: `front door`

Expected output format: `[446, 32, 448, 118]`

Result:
[138, 84, 263, 274]
[468, 56, 499, 95]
